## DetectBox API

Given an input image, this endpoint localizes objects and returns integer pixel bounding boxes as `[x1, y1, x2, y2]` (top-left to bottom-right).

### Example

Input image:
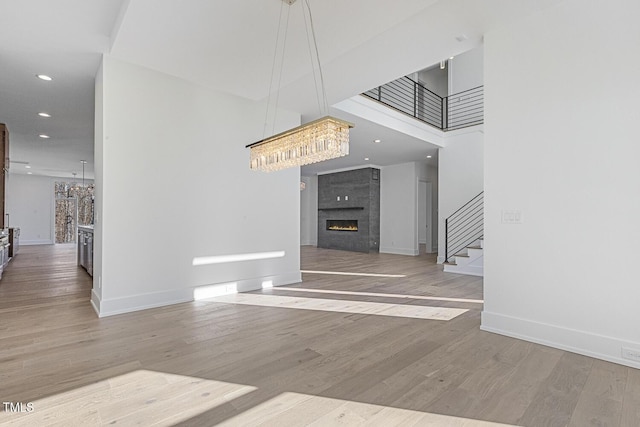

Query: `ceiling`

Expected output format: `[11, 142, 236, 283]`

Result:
[0, 0, 563, 180]
[0, 0, 125, 180]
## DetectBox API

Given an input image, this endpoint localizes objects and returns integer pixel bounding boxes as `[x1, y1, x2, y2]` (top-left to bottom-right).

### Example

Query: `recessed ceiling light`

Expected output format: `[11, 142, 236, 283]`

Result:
[427, 155, 432, 159]
[373, 139, 381, 143]
[364, 157, 370, 161]
[449, 56, 454, 60]
[36, 74, 52, 81]
[27, 172, 33, 175]
[25, 165, 31, 169]
[38, 112, 51, 118]
[38, 134, 50, 139]
[80, 160, 87, 164]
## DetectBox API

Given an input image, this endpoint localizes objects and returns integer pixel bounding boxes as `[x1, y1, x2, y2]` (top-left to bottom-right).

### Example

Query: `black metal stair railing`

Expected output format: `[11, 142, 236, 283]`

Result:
[362, 76, 483, 131]
[445, 192, 483, 263]
[446, 86, 484, 130]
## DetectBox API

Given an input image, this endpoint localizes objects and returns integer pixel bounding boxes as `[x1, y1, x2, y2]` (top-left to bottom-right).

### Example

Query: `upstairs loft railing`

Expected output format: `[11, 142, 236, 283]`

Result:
[363, 77, 445, 128]
[445, 86, 484, 130]
[445, 191, 483, 263]
[362, 76, 484, 131]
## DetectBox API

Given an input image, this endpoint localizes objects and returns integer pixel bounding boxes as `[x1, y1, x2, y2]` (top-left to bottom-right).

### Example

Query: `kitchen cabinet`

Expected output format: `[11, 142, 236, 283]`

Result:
[0, 230, 8, 276]
[0, 124, 9, 228]
[77, 225, 94, 276]
[0, 230, 7, 279]
[9, 227, 19, 258]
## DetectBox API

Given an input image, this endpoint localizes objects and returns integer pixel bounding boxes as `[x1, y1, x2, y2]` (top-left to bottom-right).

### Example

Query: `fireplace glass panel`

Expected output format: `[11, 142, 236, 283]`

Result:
[326, 219, 358, 232]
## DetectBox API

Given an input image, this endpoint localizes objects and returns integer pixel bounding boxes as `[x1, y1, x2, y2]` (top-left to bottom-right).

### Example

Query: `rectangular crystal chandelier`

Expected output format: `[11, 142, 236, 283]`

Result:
[247, 116, 353, 172]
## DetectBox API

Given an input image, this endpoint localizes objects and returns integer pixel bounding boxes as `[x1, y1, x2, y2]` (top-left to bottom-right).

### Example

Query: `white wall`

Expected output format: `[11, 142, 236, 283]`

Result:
[418, 67, 447, 98]
[94, 56, 302, 316]
[6, 174, 54, 245]
[449, 46, 484, 95]
[300, 175, 318, 246]
[380, 162, 418, 256]
[93, 59, 104, 302]
[437, 129, 483, 262]
[482, 0, 640, 369]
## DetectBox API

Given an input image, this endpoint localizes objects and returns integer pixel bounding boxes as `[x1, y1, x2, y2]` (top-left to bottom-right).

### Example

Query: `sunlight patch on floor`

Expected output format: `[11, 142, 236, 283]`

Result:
[205, 293, 468, 321]
[0, 370, 256, 426]
[219, 391, 518, 426]
[272, 286, 484, 304]
[301, 269, 406, 278]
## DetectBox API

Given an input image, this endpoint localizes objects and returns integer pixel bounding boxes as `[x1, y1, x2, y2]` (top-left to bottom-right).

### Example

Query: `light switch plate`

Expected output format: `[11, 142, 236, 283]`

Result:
[501, 210, 523, 224]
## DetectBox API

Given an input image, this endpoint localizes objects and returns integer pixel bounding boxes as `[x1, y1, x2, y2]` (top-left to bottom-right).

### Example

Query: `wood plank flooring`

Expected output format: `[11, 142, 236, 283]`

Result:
[0, 245, 638, 426]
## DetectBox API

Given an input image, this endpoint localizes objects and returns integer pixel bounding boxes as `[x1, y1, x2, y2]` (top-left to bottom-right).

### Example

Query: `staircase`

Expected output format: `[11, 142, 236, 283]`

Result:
[443, 192, 484, 276]
[443, 238, 483, 276]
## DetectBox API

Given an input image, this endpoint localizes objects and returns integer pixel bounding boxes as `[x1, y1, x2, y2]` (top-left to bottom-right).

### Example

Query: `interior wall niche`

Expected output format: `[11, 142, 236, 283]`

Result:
[317, 168, 380, 253]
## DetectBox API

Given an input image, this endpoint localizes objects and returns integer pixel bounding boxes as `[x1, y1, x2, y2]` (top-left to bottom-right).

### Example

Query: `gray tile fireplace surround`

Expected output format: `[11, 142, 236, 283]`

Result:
[317, 168, 380, 253]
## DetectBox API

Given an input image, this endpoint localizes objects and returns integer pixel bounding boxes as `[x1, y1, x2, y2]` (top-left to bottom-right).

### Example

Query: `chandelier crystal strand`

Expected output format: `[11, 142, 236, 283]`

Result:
[249, 116, 351, 172]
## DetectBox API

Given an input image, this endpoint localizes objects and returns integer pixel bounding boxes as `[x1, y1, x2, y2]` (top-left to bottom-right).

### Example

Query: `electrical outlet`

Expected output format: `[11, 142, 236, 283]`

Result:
[622, 347, 640, 362]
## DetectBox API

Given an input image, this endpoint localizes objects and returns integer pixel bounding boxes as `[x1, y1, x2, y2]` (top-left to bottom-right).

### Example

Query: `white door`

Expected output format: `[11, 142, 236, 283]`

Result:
[418, 181, 433, 253]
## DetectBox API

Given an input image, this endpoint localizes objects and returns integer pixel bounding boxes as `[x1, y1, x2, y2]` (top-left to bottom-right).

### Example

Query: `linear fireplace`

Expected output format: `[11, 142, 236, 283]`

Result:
[317, 167, 380, 253]
[327, 219, 358, 232]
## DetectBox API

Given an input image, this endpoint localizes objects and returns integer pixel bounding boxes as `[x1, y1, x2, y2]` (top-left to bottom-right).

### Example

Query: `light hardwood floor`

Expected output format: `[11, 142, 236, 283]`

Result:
[0, 245, 638, 426]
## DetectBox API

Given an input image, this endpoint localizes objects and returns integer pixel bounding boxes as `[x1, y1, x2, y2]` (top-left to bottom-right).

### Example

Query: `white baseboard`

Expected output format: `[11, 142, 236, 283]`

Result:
[443, 265, 484, 276]
[379, 247, 419, 256]
[235, 271, 302, 293]
[437, 255, 445, 264]
[481, 311, 640, 370]
[90, 289, 101, 316]
[22, 239, 54, 245]
[95, 288, 193, 318]
[94, 271, 303, 318]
